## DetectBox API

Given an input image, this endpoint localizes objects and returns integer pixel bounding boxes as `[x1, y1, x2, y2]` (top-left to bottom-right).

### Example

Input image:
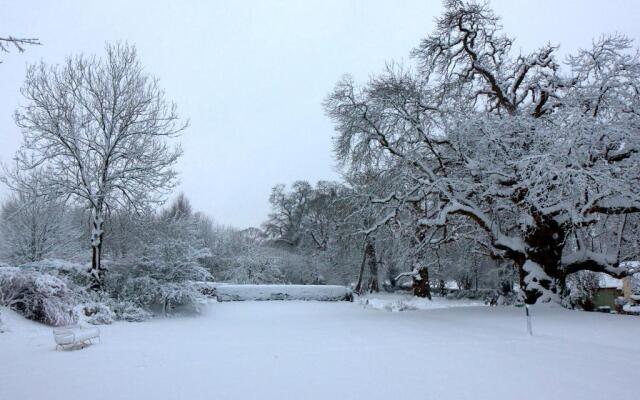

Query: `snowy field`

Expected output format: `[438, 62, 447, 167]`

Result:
[1, 298, 639, 400]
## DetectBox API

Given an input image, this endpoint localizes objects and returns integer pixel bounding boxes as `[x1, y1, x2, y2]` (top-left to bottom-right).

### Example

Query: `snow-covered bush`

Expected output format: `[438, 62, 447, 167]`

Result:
[567, 271, 600, 311]
[20, 259, 91, 289]
[0, 267, 77, 326]
[363, 297, 421, 312]
[495, 292, 518, 306]
[110, 301, 152, 322]
[98, 195, 214, 315]
[82, 302, 114, 325]
[105, 256, 211, 315]
[626, 270, 640, 296]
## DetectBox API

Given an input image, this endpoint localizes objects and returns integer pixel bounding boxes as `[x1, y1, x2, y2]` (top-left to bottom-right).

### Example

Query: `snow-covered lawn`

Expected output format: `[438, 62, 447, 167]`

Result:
[1, 298, 639, 400]
[357, 292, 485, 311]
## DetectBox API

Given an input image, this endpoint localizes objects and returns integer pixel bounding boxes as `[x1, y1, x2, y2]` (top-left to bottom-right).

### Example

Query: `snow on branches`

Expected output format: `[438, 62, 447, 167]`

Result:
[0, 267, 77, 326]
[7, 43, 186, 290]
[325, 0, 640, 303]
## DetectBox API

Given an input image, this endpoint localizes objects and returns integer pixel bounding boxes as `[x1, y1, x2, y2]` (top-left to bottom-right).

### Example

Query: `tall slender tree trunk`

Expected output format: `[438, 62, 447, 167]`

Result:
[354, 243, 367, 295]
[366, 238, 379, 293]
[411, 222, 431, 299]
[89, 210, 106, 291]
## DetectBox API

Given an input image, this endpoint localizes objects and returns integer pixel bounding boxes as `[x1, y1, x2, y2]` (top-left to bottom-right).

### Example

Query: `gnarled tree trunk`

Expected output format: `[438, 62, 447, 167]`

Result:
[412, 266, 431, 299]
[520, 215, 567, 304]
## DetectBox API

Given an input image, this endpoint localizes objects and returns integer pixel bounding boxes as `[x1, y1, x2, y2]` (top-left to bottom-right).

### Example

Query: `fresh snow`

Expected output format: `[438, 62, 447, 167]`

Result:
[598, 273, 624, 290]
[1, 299, 639, 400]
[357, 292, 483, 311]
[622, 304, 640, 314]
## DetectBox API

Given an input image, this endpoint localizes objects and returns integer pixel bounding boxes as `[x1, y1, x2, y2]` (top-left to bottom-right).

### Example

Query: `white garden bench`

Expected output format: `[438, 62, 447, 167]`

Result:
[53, 325, 101, 350]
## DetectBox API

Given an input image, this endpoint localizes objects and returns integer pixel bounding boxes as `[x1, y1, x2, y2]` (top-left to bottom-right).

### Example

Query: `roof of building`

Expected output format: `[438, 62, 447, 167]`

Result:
[598, 273, 624, 290]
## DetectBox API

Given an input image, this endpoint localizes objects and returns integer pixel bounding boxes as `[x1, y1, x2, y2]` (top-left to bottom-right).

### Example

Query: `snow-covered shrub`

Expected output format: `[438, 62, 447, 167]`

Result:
[364, 298, 419, 312]
[626, 271, 640, 296]
[110, 301, 152, 322]
[98, 195, 214, 315]
[20, 259, 91, 290]
[104, 256, 211, 315]
[83, 302, 114, 325]
[614, 296, 628, 313]
[496, 292, 518, 306]
[193, 281, 216, 298]
[0, 267, 77, 326]
[567, 271, 600, 311]
[622, 303, 640, 315]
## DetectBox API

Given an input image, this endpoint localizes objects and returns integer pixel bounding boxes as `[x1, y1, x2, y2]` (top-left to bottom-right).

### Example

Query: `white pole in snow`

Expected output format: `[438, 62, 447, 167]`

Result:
[525, 304, 533, 336]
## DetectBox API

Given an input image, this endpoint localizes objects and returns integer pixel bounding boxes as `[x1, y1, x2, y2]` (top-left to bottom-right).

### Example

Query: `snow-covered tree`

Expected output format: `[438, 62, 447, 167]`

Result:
[104, 195, 211, 314]
[0, 173, 81, 264]
[262, 179, 384, 288]
[263, 181, 314, 247]
[9, 43, 186, 289]
[221, 246, 285, 284]
[325, 0, 640, 303]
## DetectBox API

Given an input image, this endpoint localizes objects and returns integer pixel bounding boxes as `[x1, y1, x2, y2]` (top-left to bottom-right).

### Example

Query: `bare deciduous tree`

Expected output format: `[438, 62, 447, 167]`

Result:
[9, 43, 186, 290]
[0, 173, 81, 264]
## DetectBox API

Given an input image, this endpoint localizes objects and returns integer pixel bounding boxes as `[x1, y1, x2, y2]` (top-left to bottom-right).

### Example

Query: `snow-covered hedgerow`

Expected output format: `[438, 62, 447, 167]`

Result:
[0, 267, 77, 326]
[214, 284, 352, 302]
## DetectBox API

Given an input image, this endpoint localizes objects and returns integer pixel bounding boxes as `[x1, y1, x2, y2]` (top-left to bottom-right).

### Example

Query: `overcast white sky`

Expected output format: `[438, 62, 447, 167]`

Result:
[2, 0, 639, 228]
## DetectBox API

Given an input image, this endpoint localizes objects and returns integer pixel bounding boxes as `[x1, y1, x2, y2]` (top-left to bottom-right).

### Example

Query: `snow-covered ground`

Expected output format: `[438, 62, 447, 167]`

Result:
[357, 292, 484, 311]
[1, 297, 639, 400]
